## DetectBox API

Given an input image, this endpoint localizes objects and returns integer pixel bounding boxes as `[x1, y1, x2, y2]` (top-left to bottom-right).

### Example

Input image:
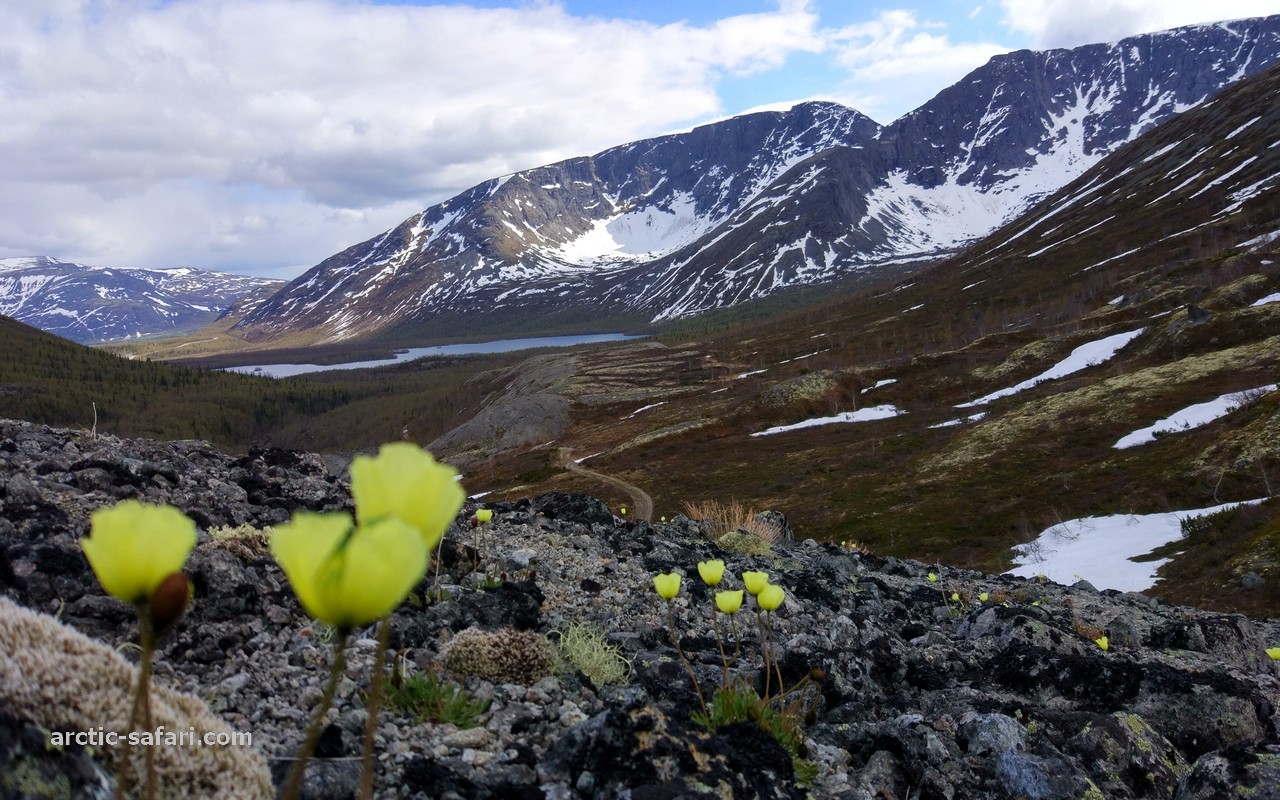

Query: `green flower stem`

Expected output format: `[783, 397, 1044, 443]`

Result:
[358, 618, 393, 800]
[666, 600, 708, 718]
[282, 630, 352, 800]
[756, 610, 772, 699]
[710, 602, 730, 683]
[729, 614, 742, 660]
[767, 610, 784, 697]
[115, 606, 157, 800]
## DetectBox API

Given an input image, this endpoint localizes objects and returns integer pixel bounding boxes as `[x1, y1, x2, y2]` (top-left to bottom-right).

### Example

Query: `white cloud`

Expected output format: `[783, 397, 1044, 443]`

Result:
[825, 10, 1010, 123]
[0, 0, 822, 274]
[998, 0, 1279, 48]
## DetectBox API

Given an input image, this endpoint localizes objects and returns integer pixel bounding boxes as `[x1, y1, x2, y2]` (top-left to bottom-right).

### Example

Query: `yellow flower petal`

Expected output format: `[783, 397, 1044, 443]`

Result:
[758, 583, 785, 612]
[653, 572, 681, 600]
[1266, 647, 1280, 661]
[715, 590, 744, 614]
[697, 560, 725, 587]
[270, 512, 353, 625]
[82, 501, 196, 605]
[270, 512, 428, 630]
[1095, 636, 1109, 652]
[318, 517, 429, 629]
[742, 571, 769, 596]
[350, 442, 464, 551]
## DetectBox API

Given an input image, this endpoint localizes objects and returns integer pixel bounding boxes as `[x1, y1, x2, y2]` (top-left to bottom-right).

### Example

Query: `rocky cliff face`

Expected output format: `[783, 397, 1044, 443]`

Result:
[235, 15, 1280, 342]
[2, 418, 1280, 798]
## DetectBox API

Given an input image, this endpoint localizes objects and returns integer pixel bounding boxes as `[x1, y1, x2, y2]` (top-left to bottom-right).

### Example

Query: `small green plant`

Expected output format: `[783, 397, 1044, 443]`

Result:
[385, 668, 490, 729]
[691, 677, 821, 784]
[553, 622, 632, 688]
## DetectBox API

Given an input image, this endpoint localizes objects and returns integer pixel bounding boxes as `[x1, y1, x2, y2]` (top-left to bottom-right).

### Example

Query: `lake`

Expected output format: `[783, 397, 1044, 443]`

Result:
[223, 333, 643, 378]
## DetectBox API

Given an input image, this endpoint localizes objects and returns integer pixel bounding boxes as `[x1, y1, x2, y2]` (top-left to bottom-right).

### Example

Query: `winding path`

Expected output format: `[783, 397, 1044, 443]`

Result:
[558, 448, 653, 521]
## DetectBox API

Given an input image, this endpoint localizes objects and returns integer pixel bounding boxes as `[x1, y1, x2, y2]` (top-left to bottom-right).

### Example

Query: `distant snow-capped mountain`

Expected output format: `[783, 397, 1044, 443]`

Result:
[0, 257, 283, 343]
[236, 14, 1280, 342]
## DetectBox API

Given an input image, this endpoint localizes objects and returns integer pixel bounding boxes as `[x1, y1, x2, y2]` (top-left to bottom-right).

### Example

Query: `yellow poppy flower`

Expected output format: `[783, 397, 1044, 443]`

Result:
[979, 592, 990, 602]
[758, 583, 785, 612]
[697, 560, 725, 587]
[742, 571, 769, 596]
[653, 572, 681, 600]
[350, 442, 464, 552]
[715, 590, 744, 614]
[475, 508, 493, 523]
[1095, 636, 1109, 652]
[82, 501, 196, 605]
[1267, 647, 1280, 661]
[270, 512, 428, 631]
[927, 572, 938, 583]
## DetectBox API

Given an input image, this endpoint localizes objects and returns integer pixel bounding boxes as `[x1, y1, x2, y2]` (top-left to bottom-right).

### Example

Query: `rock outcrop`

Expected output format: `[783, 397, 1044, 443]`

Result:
[2, 418, 1279, 799]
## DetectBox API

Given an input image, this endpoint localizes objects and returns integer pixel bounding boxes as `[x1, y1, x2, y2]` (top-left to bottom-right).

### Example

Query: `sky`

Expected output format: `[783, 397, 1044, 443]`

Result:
[1, 0, 1276, 280]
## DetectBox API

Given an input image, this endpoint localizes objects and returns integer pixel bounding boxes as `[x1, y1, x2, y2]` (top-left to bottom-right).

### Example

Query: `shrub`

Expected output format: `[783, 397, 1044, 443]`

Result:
[682, 499, 785, 544]
[441, 627, 557, 684]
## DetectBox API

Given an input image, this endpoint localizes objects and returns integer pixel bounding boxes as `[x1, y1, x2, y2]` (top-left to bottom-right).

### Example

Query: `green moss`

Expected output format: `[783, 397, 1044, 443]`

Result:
[1, 759, 72, 799]
[716, 530, 774, 557]
[554, 622, 632, 688]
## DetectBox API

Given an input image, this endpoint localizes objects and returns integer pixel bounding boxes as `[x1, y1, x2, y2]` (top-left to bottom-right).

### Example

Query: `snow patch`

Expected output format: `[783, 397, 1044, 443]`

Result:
[1114, 385, 1276, 448]
[958, 328, 1145, 408]
[751, 405, 904, 437]
[1007, 499, 1265, 591]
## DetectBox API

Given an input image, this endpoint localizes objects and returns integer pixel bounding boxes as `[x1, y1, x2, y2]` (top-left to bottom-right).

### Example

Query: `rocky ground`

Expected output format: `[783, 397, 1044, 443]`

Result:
[3, 417, 1280, 799]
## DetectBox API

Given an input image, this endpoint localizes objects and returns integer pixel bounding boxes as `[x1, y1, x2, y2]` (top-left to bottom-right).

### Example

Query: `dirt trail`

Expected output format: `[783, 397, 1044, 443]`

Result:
[558, 448, 653, 521]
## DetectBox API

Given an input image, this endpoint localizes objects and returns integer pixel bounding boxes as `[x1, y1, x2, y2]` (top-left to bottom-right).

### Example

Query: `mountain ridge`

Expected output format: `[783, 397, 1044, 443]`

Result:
[232, 14, 1280, 344]
[0, 256, 282, 344]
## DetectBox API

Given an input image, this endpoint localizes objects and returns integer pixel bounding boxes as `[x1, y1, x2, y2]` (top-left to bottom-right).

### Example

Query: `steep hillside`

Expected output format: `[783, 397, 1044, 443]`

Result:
[436, 59, 1280, 616]
[232, 15, 1280, 344]
[0, 257, 282, 343]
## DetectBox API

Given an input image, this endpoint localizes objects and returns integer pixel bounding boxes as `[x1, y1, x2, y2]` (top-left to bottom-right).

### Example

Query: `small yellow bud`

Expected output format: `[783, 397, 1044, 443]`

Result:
[1267, 647, 1280, 661]
[1095, 636, 1109, 651]
[475, 508, 493, 523]
[758, 583, 785, 612]
[653, 572, 681, 600]
[715, 590, 744, 614]
[697, 560, 726, 587]
[979, 592, 990, 603]
[927, 572, 938, 583]
[742, 571, 769, 596]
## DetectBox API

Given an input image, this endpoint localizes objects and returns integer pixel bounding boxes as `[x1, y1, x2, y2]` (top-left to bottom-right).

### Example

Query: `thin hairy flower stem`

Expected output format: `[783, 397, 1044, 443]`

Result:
[282, 631, 352, 800]
[357, 618, 393, 800]
[729, 614, 742, 659]
[756, 610, 771, 699]
[115, 606, 156, 800]
[767, 611, 784, 696]
[710, 604, 729, 683]
[666, 600, 708, 717]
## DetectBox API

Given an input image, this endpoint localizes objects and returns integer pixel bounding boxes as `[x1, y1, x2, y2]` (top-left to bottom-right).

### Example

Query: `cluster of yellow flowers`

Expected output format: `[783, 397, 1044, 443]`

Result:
[79, 442, 465, 800]
[652, 560, 786, 613]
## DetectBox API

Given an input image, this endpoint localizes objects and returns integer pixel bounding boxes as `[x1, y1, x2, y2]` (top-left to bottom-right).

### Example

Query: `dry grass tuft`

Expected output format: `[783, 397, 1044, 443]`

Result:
[682, 499, 785, 544]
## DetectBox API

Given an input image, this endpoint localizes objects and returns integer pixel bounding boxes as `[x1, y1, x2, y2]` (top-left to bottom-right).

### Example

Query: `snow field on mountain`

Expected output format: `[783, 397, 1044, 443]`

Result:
[957, 327, 1146, 408]
[1113, 384, 1277, 448]
[551, 192, 711, 265]
[1007, 499, 1265, 591]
